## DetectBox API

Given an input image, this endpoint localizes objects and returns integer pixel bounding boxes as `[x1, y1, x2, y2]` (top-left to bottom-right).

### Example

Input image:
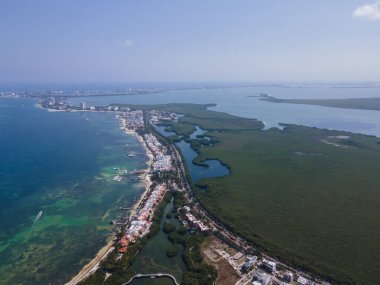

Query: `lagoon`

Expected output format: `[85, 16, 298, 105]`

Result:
[155, 125, 229, 183]
[175, 140, 229, 183]
[69, 86, 380, 137]
[131, 200, 185, 283]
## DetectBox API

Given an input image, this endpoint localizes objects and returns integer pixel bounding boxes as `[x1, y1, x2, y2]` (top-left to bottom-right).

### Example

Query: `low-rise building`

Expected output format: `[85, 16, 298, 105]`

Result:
[233, 252, 244, 260]
[297, 276, 309, 285]
[185, 213, 209, 232]
[252, 269, 272, 285]
[283, 271, 294, 283]
[242, 255, 257, 272]
[261, 258, 276, 273]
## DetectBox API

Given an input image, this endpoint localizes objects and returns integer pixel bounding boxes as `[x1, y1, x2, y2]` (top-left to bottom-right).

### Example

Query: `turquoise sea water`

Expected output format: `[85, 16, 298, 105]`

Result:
[0, 98, 148, 284]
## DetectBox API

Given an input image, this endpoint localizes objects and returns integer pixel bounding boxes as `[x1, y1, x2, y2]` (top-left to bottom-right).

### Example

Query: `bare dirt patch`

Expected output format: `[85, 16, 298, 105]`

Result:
[203, 237, 240, 285]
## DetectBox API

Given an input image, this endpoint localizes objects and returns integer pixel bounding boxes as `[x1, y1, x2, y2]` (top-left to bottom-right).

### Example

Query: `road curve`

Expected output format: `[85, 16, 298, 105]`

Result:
[122, 273, 180, 285]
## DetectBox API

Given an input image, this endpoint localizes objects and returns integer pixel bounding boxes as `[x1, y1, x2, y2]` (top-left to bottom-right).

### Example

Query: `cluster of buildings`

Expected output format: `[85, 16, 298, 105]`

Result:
[249, 259, 316, 285]
[144, 134, 173, 172]
[185, 212, 210, 232]
[252, 269, 273, 285]
[121, 110, 144, 131]
[79, 102, 119, 112]
[136, 185, 166, 223]
[262, 259, 277, 273]
[148, 110, 179, 123]
[40, 97, 67, 110]
[295, 275, 314, 285]
[223, 248, 316, 285]
[118, 184, 167, 253]
[40, 96, 122, 112]
[116, 110, 176, 253]
[1, 92, 18, 97]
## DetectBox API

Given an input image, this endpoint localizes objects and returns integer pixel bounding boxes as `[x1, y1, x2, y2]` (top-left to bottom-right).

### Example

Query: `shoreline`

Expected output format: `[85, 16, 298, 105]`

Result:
[65, 119, 154, 285]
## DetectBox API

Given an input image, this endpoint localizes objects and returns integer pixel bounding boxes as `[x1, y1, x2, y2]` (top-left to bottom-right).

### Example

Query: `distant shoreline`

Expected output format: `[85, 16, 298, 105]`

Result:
[260, 95, 380, 111]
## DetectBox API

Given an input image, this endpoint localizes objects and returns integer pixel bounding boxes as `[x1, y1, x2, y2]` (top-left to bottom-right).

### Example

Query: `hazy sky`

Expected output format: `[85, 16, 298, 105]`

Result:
[0, 0, 379, 83]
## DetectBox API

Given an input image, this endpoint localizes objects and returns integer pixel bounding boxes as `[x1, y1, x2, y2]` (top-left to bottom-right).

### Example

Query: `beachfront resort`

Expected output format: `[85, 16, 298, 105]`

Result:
[116, 110, 175, 253]
[119, 184, 167, 253]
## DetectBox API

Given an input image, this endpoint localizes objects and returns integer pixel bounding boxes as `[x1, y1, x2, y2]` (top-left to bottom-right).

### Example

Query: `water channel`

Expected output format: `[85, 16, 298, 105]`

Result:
[155, 125, 229, 183]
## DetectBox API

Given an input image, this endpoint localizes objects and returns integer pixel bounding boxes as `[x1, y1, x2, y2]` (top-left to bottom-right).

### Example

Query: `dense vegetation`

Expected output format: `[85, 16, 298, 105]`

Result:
[195, 126, 380, 284]
[262, 95, 380, 111]
[181, 235, 218, 285]
[171, 191, 218, 285]
[119, 103, 380, 285]
[163, 222, 176, 234]
[167, 244, 180, 258]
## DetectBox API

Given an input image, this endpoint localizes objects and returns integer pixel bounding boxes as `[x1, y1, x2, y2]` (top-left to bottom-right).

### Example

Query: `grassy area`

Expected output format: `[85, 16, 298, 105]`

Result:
[116, 103, 380, 285]
[261, 95, 380, 111]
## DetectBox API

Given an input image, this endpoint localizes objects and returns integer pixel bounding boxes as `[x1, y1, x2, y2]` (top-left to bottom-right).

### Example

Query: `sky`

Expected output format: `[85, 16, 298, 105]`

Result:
[0, 0, 379, 83]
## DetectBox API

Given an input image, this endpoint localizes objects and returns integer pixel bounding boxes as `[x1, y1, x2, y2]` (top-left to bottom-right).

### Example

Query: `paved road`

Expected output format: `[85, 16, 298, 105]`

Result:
[123, 273, 180, 285]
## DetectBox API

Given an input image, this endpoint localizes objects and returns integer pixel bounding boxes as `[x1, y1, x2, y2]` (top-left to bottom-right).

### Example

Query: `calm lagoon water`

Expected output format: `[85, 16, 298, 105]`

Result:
[155, 125, 229, 183]
[189, 125, 206, 139]
[155, 125, 176, 137]
[0, 97, 148, 285]
[132, 200, 185, 283]
[69, 86, 380, 137]
[175, 141, 229, 183]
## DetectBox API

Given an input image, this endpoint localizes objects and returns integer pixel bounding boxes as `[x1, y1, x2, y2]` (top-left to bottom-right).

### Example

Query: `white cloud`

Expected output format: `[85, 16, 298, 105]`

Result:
[353, 1, 380, 20]
[118, 40, 133, 47]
